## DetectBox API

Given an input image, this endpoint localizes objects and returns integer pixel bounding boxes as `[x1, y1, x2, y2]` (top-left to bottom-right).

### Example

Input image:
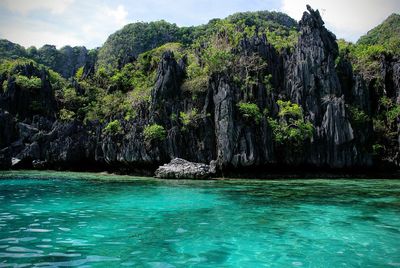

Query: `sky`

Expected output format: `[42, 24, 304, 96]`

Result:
[0, 0, 399, 49]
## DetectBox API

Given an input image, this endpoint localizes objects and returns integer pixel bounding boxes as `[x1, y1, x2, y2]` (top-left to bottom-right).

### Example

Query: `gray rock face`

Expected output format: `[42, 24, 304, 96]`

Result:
[283, 5, 370, 167]
[151, 51, 184, 108]
[0, 147, 11, 169]
[0, 5, 398, 172]
[17, 123, 38, 142]
[0, 109, 14, 148]
[0, 62, 57, 119]
[155, 158, 213, 179]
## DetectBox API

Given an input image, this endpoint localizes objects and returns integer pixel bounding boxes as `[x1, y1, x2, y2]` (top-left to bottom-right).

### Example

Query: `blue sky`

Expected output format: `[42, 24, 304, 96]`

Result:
[0, 0, 399, 49]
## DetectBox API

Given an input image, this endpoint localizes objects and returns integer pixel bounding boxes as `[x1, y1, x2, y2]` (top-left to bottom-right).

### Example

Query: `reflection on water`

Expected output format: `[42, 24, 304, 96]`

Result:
[0, 171, 399, 267]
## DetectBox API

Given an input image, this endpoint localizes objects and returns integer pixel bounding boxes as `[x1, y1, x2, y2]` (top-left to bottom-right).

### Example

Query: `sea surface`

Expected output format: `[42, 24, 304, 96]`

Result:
[0, 171, 399, 267]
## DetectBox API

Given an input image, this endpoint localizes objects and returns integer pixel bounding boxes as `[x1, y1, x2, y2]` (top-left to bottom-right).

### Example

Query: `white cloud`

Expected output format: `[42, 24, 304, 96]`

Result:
[105, 5, 128, 27]
[0, 3, 130, 48]
[77, 4, 129, 47]
[0, 18, 82, 48]
[281, 0, 400, 42]
[0, 0, 279, 48]
[1, 0, 74, 15]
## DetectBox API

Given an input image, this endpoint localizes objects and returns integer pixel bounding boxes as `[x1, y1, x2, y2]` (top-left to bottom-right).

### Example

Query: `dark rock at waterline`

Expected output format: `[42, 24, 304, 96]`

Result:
[155, 158, 214, 179]
[0, 147, 11, 169]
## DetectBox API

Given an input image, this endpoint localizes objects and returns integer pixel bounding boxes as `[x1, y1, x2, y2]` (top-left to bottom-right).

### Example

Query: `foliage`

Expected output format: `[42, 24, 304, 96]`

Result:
[84, 90, 135, 123]
[92, 67, 111, 88]
[268, 100, 313, 147]
[48, 69, 68, 91]
[379, 97, 400, 124]
[371, 96, 400, 159]
[235, 53, 268, 92]
[184, 52, 209, 92]
[75, 67, 84, 81]
[265, 29, 299, 51]
[97, 21, 181, 70]
[59, 108, 75, 122]
[15, 75, 41, 89]
[103, 120, 123, 135]
[143, 124, 167, 142]
[357, 14, 400, 55]
[0, 39, 27, 59]
[181, 75, 209, 93]
[237, 102, 262, 124]
[386, 104, 400, 122]
[348, 105, 370, 127]
[203, 45, 235, 74]
[2, 80, 8, 92]
[138, 42, 184, 70]
[0, 58, 68, 96]
[226, 10, 299, 51]
[372, 143, 384, 155]
[276, 100, 302, 118]
[337, 39, 388, 79]
[263, 74, 273, 93]
[179, 108, 202, 128]
[226, 10, 298, 31]
[61, 87, 85, 110]
[0, 58, 35, 77]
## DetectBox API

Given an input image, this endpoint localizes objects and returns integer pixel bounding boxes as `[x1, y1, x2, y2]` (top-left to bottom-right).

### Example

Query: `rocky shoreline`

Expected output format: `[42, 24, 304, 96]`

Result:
[2, 159, 399, 180]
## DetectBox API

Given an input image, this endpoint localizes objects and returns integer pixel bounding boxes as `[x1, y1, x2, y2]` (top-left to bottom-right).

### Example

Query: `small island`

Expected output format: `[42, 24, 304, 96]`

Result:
[0, 3, 399, 267]
[0, 5, 399, 178]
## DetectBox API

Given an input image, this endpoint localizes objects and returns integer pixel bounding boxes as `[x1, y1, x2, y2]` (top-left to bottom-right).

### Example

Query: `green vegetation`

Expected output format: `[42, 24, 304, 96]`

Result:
[15, 75, 41, 89]
[268, 100, 313, 147]
[143, 124, 167, 143]
[97, 21, 181, 71]
[179, 108, 202, 129]
[237, 102, 263, 124]
[357, 14, 400, 55]
[75, 67, 84, 81]
[1, 10, 400, 167]
[378, 97, 400, 126]
[348, 105, 370, 127]
[103, 120, 123, 135]
[59, 108, 75, 122]
[95, 10, 299, 75]
[0, 39, 27, 59]
[181, 75, 208, 93]
[337, 39, 388, 79]
[226, 10, 299, 51]
[370, 96, 400, 159]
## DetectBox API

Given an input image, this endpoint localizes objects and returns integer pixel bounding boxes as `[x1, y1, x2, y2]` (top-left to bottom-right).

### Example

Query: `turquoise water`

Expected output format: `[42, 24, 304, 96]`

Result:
[0, 171, 400, 267]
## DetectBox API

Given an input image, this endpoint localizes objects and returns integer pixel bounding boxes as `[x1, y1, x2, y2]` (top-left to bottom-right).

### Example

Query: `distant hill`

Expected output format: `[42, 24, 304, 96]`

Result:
[357, 13, 400, 54]
[96, 10, 298, 71]
[0, 39, 96, 78]
[0, 39, 27, 59]
[96, 20, 181, 71]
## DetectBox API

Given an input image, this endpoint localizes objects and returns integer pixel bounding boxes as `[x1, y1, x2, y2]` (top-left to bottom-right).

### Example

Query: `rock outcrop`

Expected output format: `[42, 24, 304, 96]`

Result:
[283, 5, 371, 168]
[0, 5, 398, 174]
[155, 158, 213, 179]
[0, 62, 57, 119]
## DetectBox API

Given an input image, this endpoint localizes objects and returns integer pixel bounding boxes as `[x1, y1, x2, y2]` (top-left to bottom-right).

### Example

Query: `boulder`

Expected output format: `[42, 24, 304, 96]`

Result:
[155, 158, 214, 179]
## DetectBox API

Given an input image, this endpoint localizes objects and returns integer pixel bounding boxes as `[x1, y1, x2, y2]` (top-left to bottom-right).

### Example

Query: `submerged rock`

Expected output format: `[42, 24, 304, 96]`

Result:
[155, 158, 213, 179]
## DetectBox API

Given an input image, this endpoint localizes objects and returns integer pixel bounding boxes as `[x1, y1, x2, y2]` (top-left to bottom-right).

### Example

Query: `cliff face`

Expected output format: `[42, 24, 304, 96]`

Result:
[284, 6, 371, 167]
[0, 6, 399, 174]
